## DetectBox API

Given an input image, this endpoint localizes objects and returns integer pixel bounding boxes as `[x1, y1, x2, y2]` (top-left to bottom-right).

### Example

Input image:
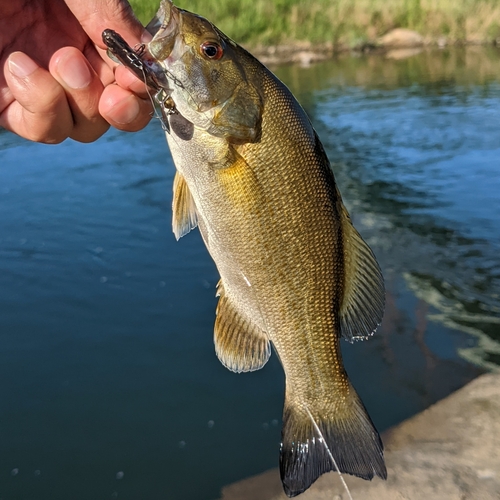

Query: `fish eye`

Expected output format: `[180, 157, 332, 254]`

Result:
[200, 41, 223, 60]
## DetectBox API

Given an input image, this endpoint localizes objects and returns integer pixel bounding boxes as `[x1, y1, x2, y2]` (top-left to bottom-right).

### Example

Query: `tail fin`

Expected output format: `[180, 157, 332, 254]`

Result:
[280, 388, 386, 497]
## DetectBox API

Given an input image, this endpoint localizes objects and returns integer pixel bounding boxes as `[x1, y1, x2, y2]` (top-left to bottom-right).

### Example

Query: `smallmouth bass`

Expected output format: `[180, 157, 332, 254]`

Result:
[103, 2, 386, 496]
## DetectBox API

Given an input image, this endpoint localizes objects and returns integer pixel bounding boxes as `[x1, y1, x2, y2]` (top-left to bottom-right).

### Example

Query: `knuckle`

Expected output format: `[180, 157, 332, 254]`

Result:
[71, 119, 110, 143]
[36, 133, 68, 145]
[24, 95, 73, 144]
[28, 124, 69, 144]
[28, 82, 67, 117]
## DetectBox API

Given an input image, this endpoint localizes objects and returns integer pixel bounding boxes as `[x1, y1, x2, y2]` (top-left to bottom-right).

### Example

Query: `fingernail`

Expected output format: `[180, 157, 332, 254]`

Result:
[8, 52, 38, 79]
[141, 29, 153, 43]
[110, 95, 140, 125]
[58, 55, 92, 89]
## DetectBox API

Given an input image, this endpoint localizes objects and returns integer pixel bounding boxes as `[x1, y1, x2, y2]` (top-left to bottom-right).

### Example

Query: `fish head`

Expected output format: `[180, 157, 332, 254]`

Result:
[147, 0, 263, 143]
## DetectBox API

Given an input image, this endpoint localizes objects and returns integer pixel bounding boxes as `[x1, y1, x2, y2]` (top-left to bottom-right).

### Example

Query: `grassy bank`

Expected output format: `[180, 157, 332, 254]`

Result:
[130, 0, 500, 48]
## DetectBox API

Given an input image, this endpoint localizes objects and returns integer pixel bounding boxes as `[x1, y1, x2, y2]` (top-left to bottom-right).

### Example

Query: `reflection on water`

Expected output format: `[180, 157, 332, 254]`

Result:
[0, 47, 498, 499]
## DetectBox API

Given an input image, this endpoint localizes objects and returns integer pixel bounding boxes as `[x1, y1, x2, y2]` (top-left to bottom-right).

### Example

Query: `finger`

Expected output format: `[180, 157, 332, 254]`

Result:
[99, 83, 152, 132]
[49, 47, 110, 143]
[66, 0, 149, 50]
[1, 52, 73, 144]
[67, 0, 153, 88]
[114, 65, 150, 98]
[84, 43, 116, 88]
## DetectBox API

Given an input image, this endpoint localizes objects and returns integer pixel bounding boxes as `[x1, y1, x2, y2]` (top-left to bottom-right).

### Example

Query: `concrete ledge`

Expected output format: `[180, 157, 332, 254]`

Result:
[220, 373, 500, 500]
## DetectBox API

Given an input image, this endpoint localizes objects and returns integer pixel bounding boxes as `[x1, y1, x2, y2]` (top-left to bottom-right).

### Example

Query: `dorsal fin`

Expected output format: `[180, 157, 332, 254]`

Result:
[339, 201, 385, 342]
[214, 281, 271, 373]
[172, 172, 198, 240]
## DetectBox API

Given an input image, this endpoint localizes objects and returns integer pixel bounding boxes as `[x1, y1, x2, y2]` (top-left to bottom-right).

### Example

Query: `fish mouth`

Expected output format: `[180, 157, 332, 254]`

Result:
[147, 0, 180, 62]
[145, 0, 175, 38]
[102, 1, 179, 93]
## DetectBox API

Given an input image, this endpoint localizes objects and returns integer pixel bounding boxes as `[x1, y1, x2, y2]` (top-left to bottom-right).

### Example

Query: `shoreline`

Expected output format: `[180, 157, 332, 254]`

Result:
[220, 372, 500, 500]
[247, 30, 500, 65]
[132, 0, 500, 57]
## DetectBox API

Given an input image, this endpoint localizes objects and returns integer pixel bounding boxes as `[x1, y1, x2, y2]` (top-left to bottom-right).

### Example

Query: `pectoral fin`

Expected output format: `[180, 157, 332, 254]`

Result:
[214, 281, 271, 373]
[339, 200, 385, 342]
[172, 172, 198, 240]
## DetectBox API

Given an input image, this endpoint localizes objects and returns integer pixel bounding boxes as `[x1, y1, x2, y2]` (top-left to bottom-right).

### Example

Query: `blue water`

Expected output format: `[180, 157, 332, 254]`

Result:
[0, 47, 498, 499]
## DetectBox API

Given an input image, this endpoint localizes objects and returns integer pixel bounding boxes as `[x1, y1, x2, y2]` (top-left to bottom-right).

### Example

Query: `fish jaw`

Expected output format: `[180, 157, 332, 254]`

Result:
[146, 0, 174, 35]
[101, 1, 181, 101]
[148, 0, 179, 62]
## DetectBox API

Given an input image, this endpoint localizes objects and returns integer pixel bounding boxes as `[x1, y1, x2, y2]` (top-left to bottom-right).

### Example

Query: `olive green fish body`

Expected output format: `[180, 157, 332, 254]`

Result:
[141, 2, 386, 495]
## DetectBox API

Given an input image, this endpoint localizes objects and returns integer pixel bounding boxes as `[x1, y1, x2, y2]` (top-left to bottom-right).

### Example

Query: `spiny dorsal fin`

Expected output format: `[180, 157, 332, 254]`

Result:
[339, 201, 385, 342]
[214, 280, 271, 373]
[172, 172, 198, 240]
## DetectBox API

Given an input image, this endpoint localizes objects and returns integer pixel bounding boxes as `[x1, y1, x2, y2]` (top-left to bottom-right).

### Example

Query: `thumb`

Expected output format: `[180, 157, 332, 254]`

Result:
[65, 0, 149, 49]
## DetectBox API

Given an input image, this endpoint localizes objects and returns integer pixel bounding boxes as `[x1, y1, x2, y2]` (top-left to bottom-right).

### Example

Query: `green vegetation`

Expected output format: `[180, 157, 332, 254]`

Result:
[130, 0, 500, 47]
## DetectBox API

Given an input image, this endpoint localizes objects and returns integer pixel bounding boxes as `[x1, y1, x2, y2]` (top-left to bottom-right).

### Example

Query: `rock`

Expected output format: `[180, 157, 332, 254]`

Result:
[437, 36, 448, 48]
[385, 47, 423, 60]
[220, 373, 500, 500]
[248, 43, 335, 66]
[379, 28, 424, 48]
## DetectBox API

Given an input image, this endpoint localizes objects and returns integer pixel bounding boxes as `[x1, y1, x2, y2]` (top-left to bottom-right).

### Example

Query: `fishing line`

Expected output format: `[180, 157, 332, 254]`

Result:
[304, 405, 354, 500]
[138, 63, 171, 132]
[129, 42, 186, 133]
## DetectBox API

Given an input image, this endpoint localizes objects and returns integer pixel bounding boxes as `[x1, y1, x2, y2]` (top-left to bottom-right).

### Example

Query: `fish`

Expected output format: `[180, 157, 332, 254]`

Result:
[103, 1, 386, 496]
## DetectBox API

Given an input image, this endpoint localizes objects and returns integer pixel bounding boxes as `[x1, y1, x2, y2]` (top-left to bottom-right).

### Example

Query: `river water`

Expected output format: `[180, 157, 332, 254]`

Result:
[0, 47, 498, 500]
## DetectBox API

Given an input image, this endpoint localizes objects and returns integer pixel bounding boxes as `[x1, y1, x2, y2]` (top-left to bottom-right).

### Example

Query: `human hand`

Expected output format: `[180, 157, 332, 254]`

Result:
[0, 0, 153, 144]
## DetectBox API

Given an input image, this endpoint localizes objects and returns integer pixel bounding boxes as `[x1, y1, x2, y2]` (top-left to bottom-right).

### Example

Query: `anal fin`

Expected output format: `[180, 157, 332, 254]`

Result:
[214, 281, 271, 373]
[172, 172, 198, 240]
[339, 199, 385, 342]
